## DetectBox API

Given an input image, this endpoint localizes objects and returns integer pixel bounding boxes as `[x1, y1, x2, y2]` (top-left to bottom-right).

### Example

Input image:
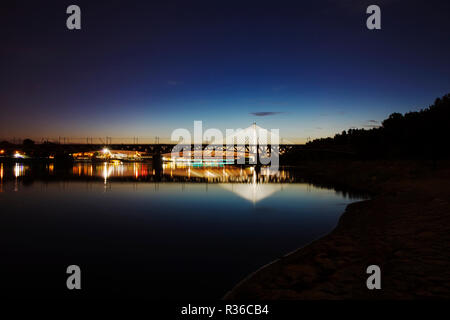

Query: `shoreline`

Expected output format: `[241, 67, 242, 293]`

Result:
[224, 160, 450, 299]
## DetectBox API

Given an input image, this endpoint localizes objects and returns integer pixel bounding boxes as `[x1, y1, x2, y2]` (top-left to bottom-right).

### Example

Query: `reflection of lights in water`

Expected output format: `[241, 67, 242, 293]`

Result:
[14, 163, 24, 178]
[73, 163, 84, 176]
[0, 163, 3, 180]
[220, 182, 283, 203]
[72, 162, 147, 179]
[67, 162, 289, 183]
[101, 162, 127, 183]
[103, 162, 114, 184]
[103, 163, 108, 183]
[134, 163, 139, 179]
[160, 162, 289, 183]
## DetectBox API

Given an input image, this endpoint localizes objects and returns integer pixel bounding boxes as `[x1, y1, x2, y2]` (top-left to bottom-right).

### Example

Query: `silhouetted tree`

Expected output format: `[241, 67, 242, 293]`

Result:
[306, 93, 450, 160]
[23, 139, 35, 147]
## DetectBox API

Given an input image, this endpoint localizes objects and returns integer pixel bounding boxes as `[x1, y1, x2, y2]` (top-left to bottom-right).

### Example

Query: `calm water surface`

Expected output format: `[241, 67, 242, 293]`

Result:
[0, 162, 364, 299]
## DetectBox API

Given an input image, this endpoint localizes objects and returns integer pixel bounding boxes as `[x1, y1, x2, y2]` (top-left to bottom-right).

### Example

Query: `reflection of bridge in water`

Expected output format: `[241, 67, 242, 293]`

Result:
[1, 162, 293, 184]
[1, 161, 364, 201]
[81, 162, 293, 203]
[161, 164, 292, 182]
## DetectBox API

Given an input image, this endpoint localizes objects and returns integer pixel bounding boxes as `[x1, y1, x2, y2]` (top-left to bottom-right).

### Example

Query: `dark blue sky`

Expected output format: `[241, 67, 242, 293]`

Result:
[1, 0, 449, 143]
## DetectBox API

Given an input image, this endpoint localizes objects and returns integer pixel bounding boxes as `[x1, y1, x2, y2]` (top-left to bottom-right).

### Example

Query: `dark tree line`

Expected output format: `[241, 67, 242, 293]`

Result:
[306, 93, 450, 159]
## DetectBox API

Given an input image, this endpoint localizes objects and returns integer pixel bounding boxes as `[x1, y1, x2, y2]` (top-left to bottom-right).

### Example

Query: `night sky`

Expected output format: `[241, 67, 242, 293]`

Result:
[1, 0, 450, 143]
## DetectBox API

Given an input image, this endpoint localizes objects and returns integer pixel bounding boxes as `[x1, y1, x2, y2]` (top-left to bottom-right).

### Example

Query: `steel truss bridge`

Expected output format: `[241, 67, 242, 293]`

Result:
[47, 143, 297, 156]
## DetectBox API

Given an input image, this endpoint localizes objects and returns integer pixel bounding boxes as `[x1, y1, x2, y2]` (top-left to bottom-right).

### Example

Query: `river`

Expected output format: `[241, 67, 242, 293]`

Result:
[0, 161, 365, 299]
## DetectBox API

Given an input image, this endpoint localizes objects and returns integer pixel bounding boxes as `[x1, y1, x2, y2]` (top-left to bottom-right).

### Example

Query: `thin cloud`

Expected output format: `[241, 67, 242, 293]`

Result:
[249, 112, 284, 117]
[364, 119, 381, 128]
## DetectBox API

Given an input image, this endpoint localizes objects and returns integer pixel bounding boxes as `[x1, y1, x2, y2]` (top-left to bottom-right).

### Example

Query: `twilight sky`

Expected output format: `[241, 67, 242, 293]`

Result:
[1, 0, 450, 143]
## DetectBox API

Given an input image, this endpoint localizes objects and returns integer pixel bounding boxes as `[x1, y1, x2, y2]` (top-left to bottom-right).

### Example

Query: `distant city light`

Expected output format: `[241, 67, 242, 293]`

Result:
[14, 151, 24, 158]
[102, 148, 110, 154]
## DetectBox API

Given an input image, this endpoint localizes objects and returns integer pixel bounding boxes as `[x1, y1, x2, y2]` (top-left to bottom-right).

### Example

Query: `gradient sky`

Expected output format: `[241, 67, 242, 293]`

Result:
[1, 0, 450, 143]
